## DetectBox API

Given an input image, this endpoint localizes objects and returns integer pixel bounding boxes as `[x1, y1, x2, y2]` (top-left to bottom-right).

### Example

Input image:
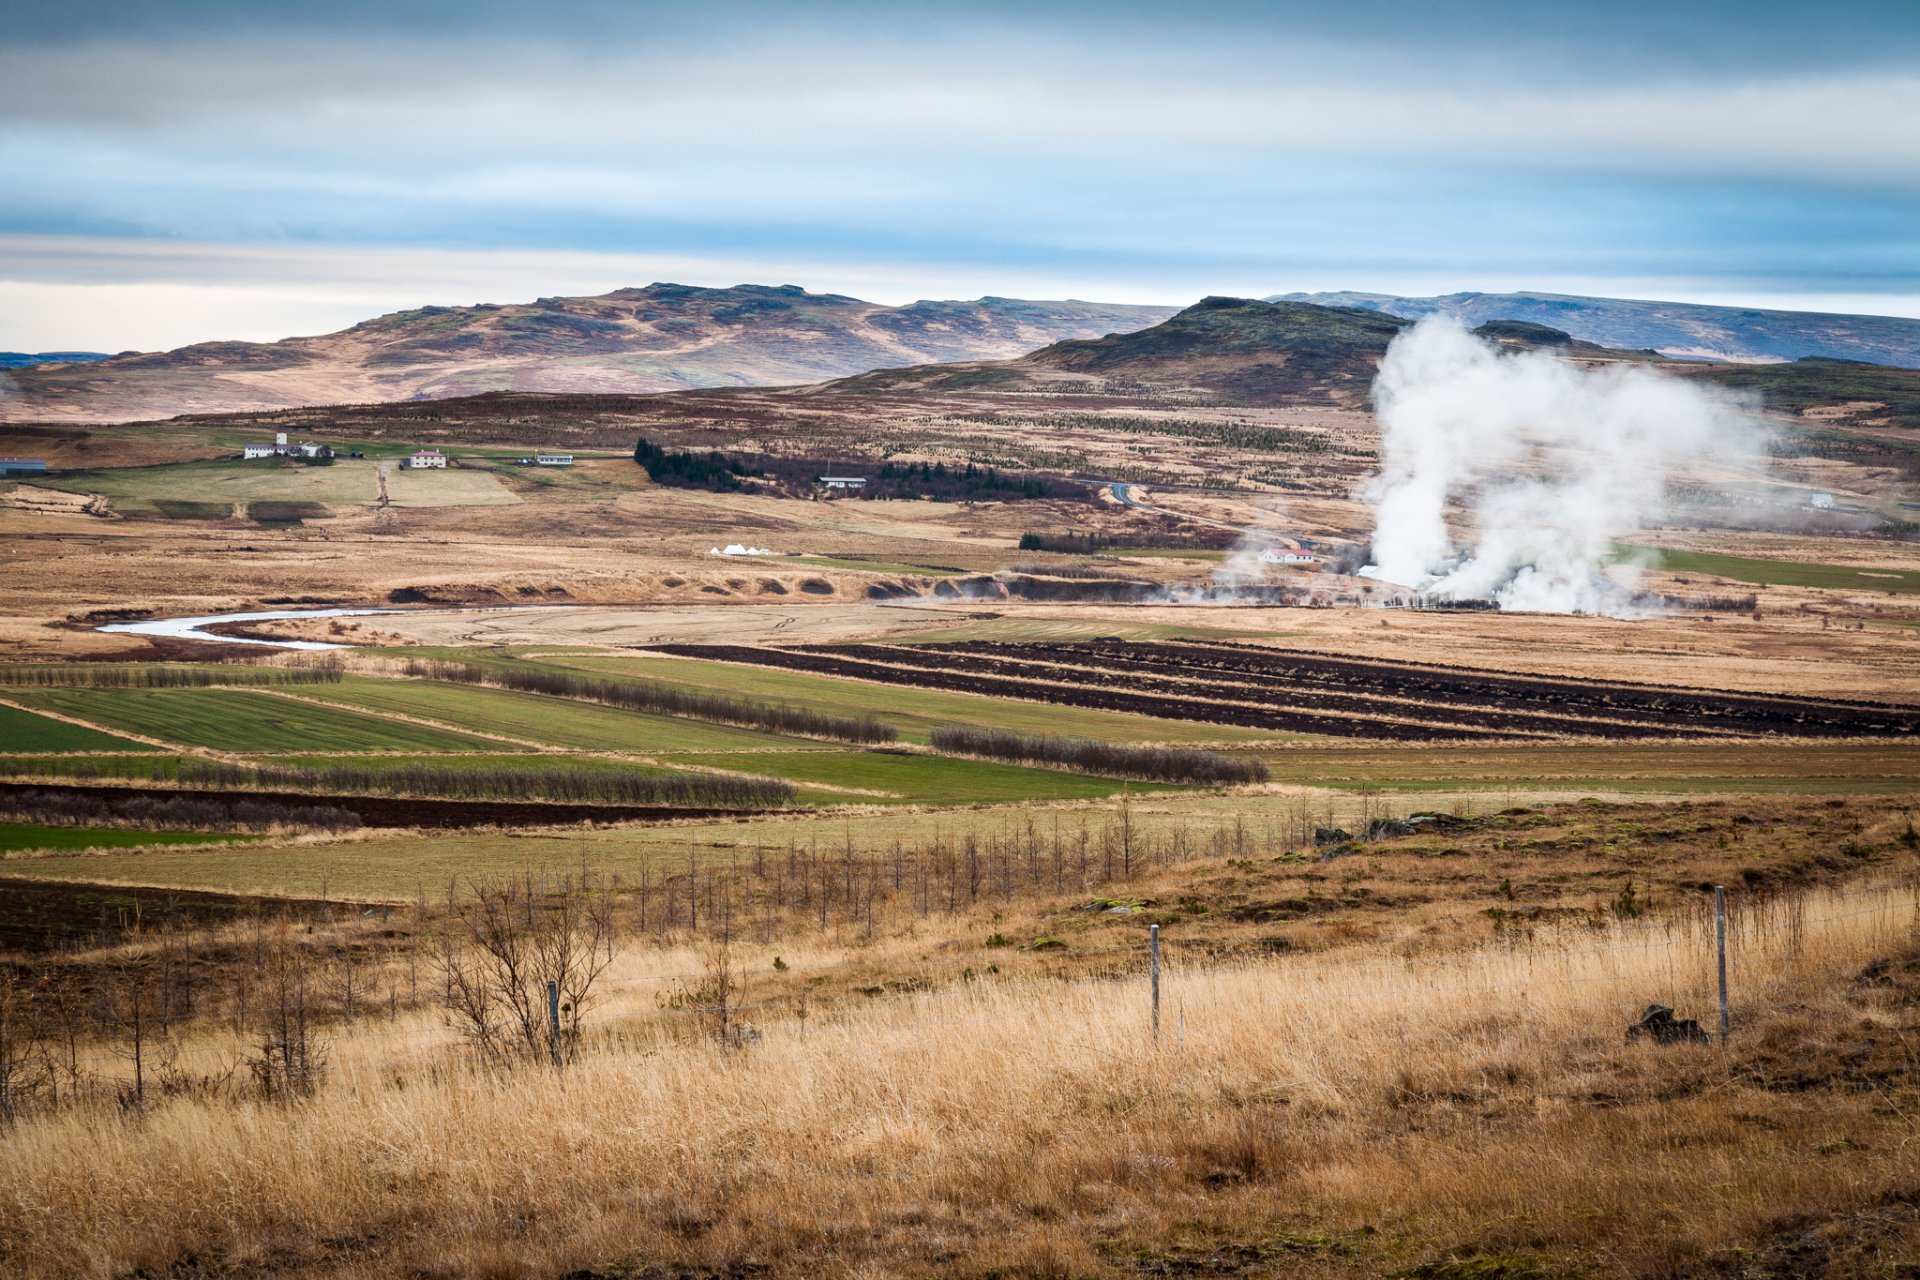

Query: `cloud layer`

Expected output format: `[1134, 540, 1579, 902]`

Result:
[1, 1, 1916, 348]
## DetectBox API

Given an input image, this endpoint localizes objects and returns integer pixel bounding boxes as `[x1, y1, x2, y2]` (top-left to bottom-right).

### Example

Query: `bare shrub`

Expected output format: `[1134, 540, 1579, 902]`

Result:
[929, 724, 1269, 785]
[436, 873, 617, 1068]
[247, 923, 329, 1101]
[0, 975, 52, 1128]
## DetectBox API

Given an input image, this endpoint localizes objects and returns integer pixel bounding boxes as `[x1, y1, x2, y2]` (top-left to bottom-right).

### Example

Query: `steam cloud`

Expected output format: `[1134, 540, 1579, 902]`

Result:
[1360, 318, 1762, 616]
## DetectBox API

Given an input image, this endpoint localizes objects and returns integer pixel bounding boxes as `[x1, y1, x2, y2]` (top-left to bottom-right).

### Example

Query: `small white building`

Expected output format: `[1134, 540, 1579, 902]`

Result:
[296, 441, 333, 460]
[1808, 492, 1835, 510]
[408, 449, 447, 469]
[247, 429, 295, 460]
[818, 474, 866, 490]
[535, 452, 573, 467]
[1258, 548, 1317, 566]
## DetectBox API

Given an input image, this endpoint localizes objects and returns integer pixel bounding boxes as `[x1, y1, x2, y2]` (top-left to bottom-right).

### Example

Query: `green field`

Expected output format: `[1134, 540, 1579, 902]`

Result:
[1622, 544, 1920, 594]
[0, 823, 261, 854]
[0, 783, 1708, 901]
[789, 555, 968, 576]
[665, 749, 1171, 805]
[884, 617, 1276, 643]
[45, 458, 520, 512]
[541, 654, 1294, 745]
[294, 678, 821, 752]
[3, 688, 503, 753]
[1254, 741, 1920, 794]
[0, 703, 161, 752]
[0, 754, 185, 782]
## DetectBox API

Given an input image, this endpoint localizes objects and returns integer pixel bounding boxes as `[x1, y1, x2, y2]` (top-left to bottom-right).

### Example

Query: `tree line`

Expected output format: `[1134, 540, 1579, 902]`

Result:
[1, 788, 362, 832]
[398, 656, 896, 744]
[929, 725, 1269, 785]
[176, 759, 794, 808]
[0, 659, 344, 688]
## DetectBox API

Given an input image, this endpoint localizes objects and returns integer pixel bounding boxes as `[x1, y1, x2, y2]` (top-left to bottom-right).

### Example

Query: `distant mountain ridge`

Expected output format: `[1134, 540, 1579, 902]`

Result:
[0, 352, 110, 370]
[1269, 290, 1920, 368]
[2, 284, 1179, 423]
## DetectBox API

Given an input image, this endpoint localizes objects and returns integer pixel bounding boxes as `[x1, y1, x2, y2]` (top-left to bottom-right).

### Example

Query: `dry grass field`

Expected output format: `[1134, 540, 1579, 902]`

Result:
[2, 796, 1918, 1278]
[1, 366, 1917, 1277]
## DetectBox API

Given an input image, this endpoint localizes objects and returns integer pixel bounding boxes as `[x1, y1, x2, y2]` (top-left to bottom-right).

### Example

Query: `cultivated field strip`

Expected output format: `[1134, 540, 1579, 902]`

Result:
[651, 641, 1920, 742]
[653, 644, 1517, 741]
[1102, 639, 1920, 737]
[813, 644, 1710, 740]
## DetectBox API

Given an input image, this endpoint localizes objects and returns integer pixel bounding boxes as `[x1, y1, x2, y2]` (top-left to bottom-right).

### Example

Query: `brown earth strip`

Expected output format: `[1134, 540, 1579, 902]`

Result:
[0, 781, 792, 830]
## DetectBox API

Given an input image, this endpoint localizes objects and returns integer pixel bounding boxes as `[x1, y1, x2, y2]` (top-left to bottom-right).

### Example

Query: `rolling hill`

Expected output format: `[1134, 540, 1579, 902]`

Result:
[818, 297, 1920, 449]
[1, 284, 1178, 424]
[1271, 289, 1920, 367]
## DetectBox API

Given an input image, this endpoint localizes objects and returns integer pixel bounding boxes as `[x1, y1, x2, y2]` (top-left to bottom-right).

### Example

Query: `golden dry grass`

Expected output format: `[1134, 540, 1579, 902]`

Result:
[3, 867, 1917, 1279]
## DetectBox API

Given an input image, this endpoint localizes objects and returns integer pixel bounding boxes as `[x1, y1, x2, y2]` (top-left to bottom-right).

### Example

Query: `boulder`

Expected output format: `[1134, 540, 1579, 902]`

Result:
[1626, 1003, 1711, 1045]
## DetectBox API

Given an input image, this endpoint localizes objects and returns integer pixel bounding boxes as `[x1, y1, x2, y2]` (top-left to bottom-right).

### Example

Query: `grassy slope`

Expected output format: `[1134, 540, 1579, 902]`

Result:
[0, 703, 160, 752]
[1623, 543, 1920, 594]
[3, 688, 503, 753]
[542, 654, 1294, 745]
[0, 823, 260, 853]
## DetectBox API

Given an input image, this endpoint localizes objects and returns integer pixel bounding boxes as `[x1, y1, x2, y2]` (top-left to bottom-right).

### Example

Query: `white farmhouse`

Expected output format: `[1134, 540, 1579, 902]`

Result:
[408, 449, 448, 469]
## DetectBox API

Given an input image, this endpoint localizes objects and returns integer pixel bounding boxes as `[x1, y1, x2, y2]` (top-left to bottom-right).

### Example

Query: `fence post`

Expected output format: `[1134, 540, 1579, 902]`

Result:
[1149, 923, 1161, 1041]
[1713, 886, 1729, 1047]
[547, 979, 563, 1069]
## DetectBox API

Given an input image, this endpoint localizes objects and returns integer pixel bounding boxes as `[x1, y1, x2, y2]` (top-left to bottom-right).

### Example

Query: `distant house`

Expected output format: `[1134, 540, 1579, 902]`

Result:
[817, 474, 866, 490]
[1258, 548, 1317, 566]
[296, 442, 334, 461]
[0, 457, 47, 478]
[407, 450, 448, 469]
[534, 452, 573, 467]
[243, 443, 279, 459]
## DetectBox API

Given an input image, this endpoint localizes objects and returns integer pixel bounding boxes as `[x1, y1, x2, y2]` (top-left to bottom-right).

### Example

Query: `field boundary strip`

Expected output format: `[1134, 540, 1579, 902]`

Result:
[251, 687, 562, 752]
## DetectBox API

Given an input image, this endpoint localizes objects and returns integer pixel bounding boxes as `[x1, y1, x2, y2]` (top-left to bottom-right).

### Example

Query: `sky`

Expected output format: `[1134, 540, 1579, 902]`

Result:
[1, 0, 1917, 351]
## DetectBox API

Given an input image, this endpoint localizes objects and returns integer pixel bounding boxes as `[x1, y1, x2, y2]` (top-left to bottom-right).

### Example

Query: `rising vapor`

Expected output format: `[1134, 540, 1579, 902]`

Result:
[1359, 318, 1763, 616]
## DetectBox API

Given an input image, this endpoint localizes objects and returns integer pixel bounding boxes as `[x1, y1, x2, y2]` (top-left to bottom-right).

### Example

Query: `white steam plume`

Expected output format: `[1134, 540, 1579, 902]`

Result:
[1361, 318, 1763, 616]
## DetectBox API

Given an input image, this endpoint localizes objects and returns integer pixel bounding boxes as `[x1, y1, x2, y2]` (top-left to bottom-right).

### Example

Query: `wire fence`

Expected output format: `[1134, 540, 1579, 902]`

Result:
[11, 873, 1915, 1087]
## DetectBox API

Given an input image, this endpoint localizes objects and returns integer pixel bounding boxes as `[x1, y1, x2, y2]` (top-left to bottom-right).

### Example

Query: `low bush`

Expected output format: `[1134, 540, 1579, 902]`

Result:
[176, 759, 793, 808]
[929, 725, 1268, 785]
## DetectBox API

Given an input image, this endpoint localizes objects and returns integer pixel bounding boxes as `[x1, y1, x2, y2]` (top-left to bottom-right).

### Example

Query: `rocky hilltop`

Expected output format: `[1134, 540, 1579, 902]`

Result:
[4, 284, 1178, 423]
[1272, 289, 1920, 368]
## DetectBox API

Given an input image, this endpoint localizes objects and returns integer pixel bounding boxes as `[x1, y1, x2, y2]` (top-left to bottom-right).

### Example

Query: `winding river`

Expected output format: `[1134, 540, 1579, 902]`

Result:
[98, 606, 409, 651]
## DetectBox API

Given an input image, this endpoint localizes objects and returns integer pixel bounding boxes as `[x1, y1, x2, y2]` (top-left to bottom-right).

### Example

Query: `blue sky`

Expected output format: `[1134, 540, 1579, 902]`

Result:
[1, 0, 1916, 350]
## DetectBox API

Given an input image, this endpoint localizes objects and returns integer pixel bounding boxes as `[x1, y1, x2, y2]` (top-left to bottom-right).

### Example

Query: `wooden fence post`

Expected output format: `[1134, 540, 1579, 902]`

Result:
[1149, 923, 1161, 1042]
[1714, 886, 1729, 1047]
